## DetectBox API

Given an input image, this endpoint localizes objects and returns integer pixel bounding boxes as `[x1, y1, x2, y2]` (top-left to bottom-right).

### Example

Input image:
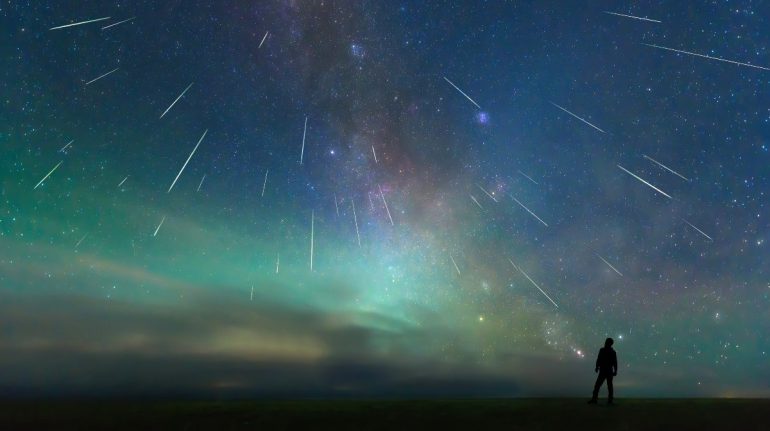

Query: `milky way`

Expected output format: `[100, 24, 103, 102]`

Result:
[1, 2, 769, 397]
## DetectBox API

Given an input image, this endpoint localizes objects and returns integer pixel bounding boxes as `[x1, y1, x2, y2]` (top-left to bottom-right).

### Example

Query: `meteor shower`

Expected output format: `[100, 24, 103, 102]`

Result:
[2, 2, 769, 430]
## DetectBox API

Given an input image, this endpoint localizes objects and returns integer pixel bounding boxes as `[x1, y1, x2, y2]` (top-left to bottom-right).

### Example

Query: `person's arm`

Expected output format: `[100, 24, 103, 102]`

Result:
[612, 351, 618, 375]
[595, 349, 601, 372]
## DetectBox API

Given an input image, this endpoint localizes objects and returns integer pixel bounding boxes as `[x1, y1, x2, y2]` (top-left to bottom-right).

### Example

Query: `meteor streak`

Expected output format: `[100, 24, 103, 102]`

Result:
[603, 11, 661, 23]
[617, 164, 672, 199]
[518, 170, 539, 185]
[682, 218, 713, 242]
[643, 154, 690, 181]
[449, 254, 461, 275]
[153, 216, 166, 237]
[379, 184, 394, 225]
[300, 116, 308, 164]
[85, 68, 119, 86]
[550, 102, 606, 133]
[261, 169, 268, 197]
[75, 233, 89, 248]
[510, 194, 548, 227]
[596, 253, 623, 276]
[168, 129, 207, 193]
[470, 195, 484, 210]
[59, 140, 74, 152]
[477, 184, 498, 202]
[101, 17, 135, 30]
[507, 258, 519, 271]
[258, 31, 269, 48]
[197, 174, 206, 192]
[50, 16, 111, 30]
[118, 176, 128, 187]
[159, 82, 193, 119]
[643, 43, 770, 71]
[510, 259, 559, 308]
[34, 161, 63, 190]
[443, 76, 482, 109]
[351, 199, 361, 247]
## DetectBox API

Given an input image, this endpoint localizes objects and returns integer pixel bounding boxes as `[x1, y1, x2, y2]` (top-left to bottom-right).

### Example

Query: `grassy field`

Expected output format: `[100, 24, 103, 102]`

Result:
[1, 398, 769, 430]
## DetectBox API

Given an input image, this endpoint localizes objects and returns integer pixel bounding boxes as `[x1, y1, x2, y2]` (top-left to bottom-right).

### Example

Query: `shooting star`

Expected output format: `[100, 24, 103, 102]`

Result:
[85, 67, 119, 86]
[334, 193, 340, 216]
[59, 140, 74, 152]
[351, 199, 361, 247]
[507, 258, 519, 271]
[300, 116, 308, 164]
[75, 233, 89, 248]
[603, 11, 661, 23]
[258, 31, 269, 49]
[101, 16, 135, 30]
[159, 82, 194, 119]
[118, 175, 129, 187]
[197, 174, 206, 192]
[477, 184, 498, 202]
[470, 194, 484, 210]
[518, 170, 539, 185]
[275, 253, 280, 274]
[49, 16, 110, 30]
[617, 164, 672, 199]
[596, 253, 623, 276]
[153, 215, 166, 237]
[250, 286, 254, 301]
[443, 76, 481, 109]
[368, 192, 375, 211]
[168, 129, 207, 193]
[34, 160, 63, 190]
[643, 154, 690, 181]
[509, 194, 548, 227]
[510, 259, 559, 309]
[550, 102, 606, 133]
[379, 184, 394, 225]
[261, 169, 269, 197]
[310, 210, 315, 271]
[642, 43, 770, 71]
[449, 254, 461, 275]
[682, 218, 713, 242]
[372, 145, 378, 164]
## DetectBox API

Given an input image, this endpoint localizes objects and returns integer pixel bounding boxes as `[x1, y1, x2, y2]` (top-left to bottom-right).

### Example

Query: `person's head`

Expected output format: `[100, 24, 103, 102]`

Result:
[604, 337, 614, 348]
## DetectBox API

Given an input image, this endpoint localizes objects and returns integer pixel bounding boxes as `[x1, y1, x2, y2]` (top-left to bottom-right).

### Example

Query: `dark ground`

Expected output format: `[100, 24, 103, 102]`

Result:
[1, 398, 769, 430]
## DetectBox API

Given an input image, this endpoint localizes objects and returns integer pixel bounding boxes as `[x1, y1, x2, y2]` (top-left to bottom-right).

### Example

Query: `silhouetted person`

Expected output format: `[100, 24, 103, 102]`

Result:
[588, 337, 617, 405]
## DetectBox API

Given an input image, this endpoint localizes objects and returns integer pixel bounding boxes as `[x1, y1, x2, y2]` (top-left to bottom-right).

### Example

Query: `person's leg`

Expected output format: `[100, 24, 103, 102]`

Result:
[591, 374, 606, 401]
[607, 375, 614, 403]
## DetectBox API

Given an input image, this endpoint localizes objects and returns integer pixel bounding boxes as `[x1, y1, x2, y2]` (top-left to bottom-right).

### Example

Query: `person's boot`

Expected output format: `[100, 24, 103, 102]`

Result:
[587, 398, 597, 404]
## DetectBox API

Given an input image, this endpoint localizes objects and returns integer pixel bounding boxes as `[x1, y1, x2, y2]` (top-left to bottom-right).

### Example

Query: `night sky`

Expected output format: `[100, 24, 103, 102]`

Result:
[2, 1, 769, 398]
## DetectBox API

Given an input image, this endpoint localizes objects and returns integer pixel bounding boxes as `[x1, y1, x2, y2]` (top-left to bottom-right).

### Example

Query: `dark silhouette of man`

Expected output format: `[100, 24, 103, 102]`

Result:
[588, 337, 617, 405]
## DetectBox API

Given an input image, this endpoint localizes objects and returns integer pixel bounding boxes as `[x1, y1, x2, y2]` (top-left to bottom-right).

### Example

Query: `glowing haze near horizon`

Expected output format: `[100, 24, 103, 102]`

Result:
[2, 1, 769, 397]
